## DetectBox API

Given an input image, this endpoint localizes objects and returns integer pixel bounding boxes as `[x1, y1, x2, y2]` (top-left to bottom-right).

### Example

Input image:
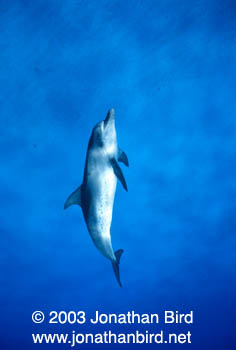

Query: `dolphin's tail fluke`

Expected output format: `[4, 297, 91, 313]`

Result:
[112, 249, 124, 287]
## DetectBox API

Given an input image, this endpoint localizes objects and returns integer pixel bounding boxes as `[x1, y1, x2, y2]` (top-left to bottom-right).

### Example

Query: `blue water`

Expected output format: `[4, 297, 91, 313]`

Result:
[1, 0, 236, 349]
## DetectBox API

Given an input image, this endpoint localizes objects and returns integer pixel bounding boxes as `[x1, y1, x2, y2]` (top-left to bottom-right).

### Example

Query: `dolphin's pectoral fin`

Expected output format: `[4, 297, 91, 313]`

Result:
[64, 185, 82, 209]
[111, 158, 128, 192]
[112, 249, 124, 287]
[118, 148, 129, 167]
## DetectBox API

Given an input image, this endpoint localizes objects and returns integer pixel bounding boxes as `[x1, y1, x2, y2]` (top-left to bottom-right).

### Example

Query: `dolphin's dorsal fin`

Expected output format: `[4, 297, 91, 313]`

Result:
[64, 185, 82, 209]
[111, 158, 128, 192]
[118, 148, 129, 167]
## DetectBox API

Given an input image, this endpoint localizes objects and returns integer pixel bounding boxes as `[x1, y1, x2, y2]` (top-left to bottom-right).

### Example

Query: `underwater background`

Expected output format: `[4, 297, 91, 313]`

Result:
[1, 0, 236, 349]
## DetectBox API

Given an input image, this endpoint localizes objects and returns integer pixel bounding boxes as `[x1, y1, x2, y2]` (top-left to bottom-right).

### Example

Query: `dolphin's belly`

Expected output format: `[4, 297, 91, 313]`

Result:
[96, 168, 117, 229]
[82, 165, 117, 260]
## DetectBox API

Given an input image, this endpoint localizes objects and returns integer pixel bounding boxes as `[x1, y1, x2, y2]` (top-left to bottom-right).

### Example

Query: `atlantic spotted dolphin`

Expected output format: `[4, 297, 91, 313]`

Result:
[64, 109, 129, 286]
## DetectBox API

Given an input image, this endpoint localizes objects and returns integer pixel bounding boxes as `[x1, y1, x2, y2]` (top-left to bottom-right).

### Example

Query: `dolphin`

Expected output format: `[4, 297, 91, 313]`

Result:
[64, 108, 129, 287]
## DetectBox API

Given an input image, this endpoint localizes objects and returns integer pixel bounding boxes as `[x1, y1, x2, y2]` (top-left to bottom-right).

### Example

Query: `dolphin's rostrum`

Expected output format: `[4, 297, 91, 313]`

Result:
[64, 109, 129, 286]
